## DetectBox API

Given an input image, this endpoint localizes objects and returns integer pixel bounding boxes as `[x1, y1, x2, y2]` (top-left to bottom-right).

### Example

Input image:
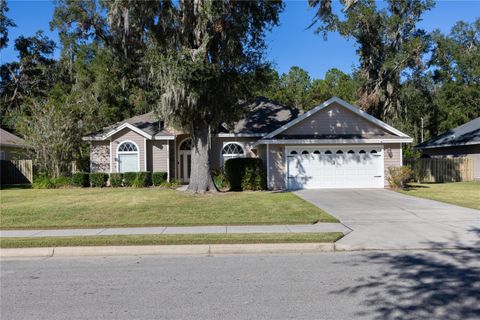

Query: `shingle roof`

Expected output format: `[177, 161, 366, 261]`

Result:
[84, 112, 174, 140]
[0, 128, 26, 148]
[220, 97, 300, 135]
[416, 117, 480, 149]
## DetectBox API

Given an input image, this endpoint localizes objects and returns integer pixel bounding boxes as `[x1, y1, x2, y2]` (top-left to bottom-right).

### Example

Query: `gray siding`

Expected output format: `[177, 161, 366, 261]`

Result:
[282, 102, 393, 137]
[210, 136, 258, 169]
[111, 128, 146, 172]
[383, 143, 402, 186]
[146, 140, 169, 173]
[267, 144, 285, 190]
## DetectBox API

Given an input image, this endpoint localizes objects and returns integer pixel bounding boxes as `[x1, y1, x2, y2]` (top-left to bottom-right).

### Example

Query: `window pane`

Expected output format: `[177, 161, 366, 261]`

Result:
[119, 154, 138, 172]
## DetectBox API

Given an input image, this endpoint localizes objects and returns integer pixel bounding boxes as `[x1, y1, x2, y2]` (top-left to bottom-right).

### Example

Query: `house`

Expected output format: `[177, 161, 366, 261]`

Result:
[83, 97, 413, 189]
[0, 128, 28, 160]
[415, 117, 480, 181]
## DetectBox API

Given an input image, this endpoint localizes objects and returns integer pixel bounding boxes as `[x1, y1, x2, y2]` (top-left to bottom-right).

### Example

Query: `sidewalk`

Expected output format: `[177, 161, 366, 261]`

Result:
[0, 223, 351, 238]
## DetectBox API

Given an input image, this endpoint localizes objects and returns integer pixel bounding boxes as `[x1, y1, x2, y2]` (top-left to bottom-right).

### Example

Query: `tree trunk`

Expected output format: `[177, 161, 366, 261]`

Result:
[186, 121, 218, 194]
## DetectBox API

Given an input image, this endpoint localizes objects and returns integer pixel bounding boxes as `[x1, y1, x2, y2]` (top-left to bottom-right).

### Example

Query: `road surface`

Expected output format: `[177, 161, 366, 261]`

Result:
[1, 250, 479, 320]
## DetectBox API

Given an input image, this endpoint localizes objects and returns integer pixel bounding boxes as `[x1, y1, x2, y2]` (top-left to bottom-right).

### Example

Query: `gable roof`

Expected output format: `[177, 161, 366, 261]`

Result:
[218, 97, 300, 137]
[83, 112, 175, 141]
[0, 128, 26, 148]
[416, 117, 480, 149]
[261, 97, 411, 140]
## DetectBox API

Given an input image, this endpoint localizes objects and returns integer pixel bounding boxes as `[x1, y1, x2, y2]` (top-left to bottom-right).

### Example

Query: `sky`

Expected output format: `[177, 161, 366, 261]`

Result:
[1, 0, 479, 79]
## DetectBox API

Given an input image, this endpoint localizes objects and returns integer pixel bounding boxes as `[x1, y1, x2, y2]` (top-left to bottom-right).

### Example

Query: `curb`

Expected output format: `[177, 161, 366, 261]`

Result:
[0, 243, 335, 258]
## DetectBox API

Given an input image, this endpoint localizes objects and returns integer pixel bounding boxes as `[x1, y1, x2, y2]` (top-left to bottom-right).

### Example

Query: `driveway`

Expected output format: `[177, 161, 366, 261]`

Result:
[296, 189, 480, 250]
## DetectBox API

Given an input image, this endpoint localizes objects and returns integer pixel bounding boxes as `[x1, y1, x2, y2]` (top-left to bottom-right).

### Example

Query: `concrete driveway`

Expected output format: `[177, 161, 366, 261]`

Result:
[295, 189, 480, 250]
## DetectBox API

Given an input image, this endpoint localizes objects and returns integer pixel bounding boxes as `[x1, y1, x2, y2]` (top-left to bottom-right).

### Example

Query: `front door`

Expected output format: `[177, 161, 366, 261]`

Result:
[178, 138, 192, 183]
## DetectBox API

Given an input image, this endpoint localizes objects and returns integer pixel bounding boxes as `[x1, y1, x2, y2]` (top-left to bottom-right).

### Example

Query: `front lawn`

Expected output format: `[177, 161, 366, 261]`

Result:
[398, 182, 480, 210]
[0, 188, 337, 229]
[0, 232, 344, 248]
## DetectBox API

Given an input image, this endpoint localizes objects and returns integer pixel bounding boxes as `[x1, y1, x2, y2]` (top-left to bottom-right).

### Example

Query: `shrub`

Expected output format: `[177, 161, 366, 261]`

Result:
[133, 172, 152, 188]
[71, 172, 89, 187]
[160, 178, 180, 189]
[212, 168, 229, 190]
[90, 173, 108, 187]
[387, 166, 413, 189]
[109, 173, 123, 187]
[152, 172, 168, 186]
[123, 172, 137, 187]
[33, 175, 56, 189]
[224, 158, 267, 191]
[52, 176, 72, 188]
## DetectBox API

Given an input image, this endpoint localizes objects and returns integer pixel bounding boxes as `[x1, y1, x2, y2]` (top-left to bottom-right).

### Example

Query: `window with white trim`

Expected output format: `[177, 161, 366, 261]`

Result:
[118, 141, 139, 172]
[222, 143, 245, 164]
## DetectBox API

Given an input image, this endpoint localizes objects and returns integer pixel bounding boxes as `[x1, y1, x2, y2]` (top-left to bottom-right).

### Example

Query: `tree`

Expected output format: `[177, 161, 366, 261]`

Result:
[148, 0, 283, 193]
[429, 19, 480, 134]
[0, 0, 15, 49]
[310, 68, 359, 107]
[309, 0, 434, 121]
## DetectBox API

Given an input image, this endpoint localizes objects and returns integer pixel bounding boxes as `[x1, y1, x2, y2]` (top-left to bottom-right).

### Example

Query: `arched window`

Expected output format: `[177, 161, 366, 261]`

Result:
[325, 150, 332, 155]
[359, 150, 366, 154]
[179, 139, 192, 150]
[302, 150, 309, 155]
[290, 150, 298, 155]
[222, 143, 245, 164]
[347, 150, 355, 154]
[117, 141, 139, 173]
[371, 150, 378, 154]
[313, 150, 320, 154]
[336, 150, 344, 154]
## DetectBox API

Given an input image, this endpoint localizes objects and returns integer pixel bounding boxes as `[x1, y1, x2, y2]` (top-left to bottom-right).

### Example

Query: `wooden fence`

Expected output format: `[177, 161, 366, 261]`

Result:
[0, 160, 33, 185]
[404, 158, 474, 183]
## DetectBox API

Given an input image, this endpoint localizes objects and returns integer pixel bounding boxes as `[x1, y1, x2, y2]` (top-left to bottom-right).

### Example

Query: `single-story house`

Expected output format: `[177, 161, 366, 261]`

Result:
[415, 117, 480, 181]
[83, 97, 413, 189]
[0, 128, 28, 160]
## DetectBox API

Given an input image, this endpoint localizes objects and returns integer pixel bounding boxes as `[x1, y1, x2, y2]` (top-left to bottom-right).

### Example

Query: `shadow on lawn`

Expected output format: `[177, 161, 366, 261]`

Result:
[332, 229, 480, 320]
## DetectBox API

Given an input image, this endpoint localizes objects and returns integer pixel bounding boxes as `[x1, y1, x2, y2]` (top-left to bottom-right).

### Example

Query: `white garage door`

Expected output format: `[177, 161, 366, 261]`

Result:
[287, 146, 384, 189]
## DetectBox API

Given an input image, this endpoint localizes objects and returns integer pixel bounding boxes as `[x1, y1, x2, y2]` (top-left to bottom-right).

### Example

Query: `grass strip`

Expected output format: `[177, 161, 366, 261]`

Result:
[0, 232, 344, 248]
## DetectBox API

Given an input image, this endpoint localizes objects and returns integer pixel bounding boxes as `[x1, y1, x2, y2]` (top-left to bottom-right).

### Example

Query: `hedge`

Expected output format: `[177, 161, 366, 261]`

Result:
[224, 158, 267, 191]
[123, 172, 137, 187]
[109, 173, 123, 187]
[71, 172, 89, 187]
[90, 173, 108, 187]
[152, 172, 168, 186]
[133, 172, 152, 188]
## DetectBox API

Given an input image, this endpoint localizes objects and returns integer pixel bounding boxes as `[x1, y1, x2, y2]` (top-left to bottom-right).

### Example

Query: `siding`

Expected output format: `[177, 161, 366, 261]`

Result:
[268, 144, 285, 190]
[146, 140, 169, 173]
[210, 136, 258, 169]
[90, 141, 110, 173]
[111, 128, 146, 172]
[282, 102, 392, 137]
[383, 143, 402, 186]
[0, 146, 27, 160]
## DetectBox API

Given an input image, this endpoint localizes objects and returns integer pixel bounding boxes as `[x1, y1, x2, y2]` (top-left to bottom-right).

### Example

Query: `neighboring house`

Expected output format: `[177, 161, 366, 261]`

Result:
[0, 128, 28, 160]
[415, 117, 480, 181]
[83, 97, 412, 189]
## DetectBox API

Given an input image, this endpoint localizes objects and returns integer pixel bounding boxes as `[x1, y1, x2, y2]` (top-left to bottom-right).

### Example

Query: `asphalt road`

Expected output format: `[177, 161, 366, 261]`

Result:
[2, 250, 479, 320]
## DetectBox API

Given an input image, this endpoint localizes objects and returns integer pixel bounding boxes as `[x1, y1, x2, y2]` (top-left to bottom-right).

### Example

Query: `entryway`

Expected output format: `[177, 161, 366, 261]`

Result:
[178, 138, 192, 183]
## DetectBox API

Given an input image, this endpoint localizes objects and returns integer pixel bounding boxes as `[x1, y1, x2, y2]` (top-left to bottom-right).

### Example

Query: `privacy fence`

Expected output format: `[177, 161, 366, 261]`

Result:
[404, 158, 474, 183]
[0, 160, 33, 185]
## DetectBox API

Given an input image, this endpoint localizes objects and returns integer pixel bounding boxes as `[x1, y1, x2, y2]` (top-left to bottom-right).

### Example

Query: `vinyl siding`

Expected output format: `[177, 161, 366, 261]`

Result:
[383, 143, 402, 186]
[268, 144, 285, 190]
[146, 140, 169, 173]
[111, 128, 146, 172]
[210, 137, 258, 169]
[90, 141, 110, 173]
[282, 102, 392, 137]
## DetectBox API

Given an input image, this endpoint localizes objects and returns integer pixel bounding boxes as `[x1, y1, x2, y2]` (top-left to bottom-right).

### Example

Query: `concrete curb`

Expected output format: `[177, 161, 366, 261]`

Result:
[0, 243, 335, 258]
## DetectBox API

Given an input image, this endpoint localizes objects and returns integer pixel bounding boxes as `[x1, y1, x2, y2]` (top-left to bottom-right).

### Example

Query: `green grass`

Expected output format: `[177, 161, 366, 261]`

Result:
[398, 182, 480, 210]
[0, 232, 344, 248]
[0, 188, 337, 229]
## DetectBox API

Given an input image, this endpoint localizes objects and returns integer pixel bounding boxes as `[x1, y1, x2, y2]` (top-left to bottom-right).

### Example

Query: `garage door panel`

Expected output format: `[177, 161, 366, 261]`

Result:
[287, 146, 384, 189]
